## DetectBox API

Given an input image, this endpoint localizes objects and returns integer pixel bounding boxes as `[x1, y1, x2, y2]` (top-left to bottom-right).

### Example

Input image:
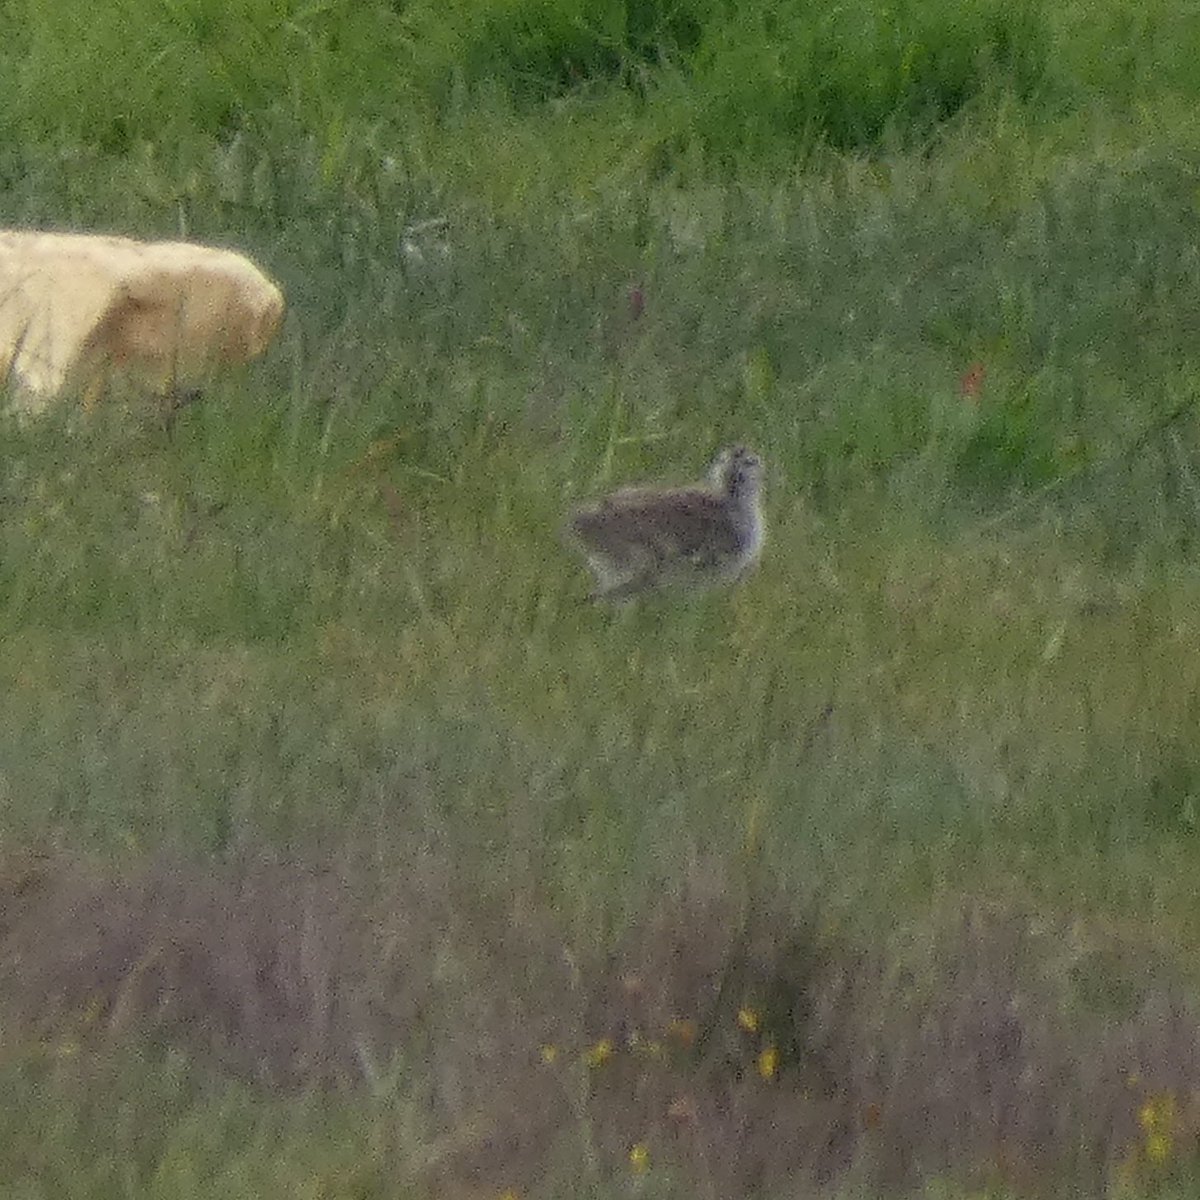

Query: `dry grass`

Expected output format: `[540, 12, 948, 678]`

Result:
[3, 840, 1199, 1197]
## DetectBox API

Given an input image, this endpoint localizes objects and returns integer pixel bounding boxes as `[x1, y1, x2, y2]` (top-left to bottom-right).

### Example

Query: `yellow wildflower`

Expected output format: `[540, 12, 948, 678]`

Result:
[1138, 1093, 1177, 1133]
[1142, 1132, 1171, 1161]
[1146, 1132, 1172, 1164]
[584, 1038, 614, 1068]
[628, 1143, 650, 1174]
[757, 1045, 779, 1080]
[499, 1191, 520, 1200]
[737, 1006, 761, 1034]
[539, 1044, 558, 1064]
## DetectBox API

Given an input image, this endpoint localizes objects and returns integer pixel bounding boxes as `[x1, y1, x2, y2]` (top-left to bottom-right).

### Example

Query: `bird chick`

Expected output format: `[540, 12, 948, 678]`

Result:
[568, 445, 765, 601]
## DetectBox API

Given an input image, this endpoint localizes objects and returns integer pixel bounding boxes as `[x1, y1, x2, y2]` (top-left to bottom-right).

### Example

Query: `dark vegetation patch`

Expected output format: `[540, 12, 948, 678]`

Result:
[403, 0, 1051, 154]
[3, 841, 1198, 1197]
[4, 0, 1053, 162]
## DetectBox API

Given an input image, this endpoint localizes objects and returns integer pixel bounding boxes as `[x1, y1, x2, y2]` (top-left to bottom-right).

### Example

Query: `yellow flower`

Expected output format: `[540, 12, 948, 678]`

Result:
[1146, 1132, 1172, 1164]
[499, 1191, 520, 1200]
[1138, 1093, 1177, 1133]
[757, 1045, 779, 1080]
[737, 1007, 761, 1034]
[584, 1038, 614, 1068]
[539, 1044, 558, 1064]
[628, 1143, 650, 1174]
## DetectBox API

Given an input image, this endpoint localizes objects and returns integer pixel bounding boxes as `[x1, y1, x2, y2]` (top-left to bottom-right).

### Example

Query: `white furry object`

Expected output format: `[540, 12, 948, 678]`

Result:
[0, 230, 284, 411]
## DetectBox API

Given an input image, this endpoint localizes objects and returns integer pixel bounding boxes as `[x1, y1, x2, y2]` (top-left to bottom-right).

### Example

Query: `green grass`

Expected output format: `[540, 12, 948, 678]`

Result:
[4, 0, 1200, 1195]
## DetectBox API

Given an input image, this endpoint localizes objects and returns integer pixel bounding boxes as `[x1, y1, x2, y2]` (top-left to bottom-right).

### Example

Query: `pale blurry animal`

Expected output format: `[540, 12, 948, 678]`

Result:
[0, 230, 284, 414]
[567, 445, 766, 601]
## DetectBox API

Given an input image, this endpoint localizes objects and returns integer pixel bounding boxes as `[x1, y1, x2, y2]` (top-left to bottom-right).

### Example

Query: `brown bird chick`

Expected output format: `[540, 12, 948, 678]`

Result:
[568, 445, 766, 601]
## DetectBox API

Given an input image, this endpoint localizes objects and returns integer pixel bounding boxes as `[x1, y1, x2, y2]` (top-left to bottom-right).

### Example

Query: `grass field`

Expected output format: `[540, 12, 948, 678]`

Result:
[3, 0, 1200, 1195]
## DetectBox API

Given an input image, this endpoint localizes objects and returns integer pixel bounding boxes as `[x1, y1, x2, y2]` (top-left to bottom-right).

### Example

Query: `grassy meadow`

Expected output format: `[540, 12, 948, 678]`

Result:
[3, 0, 1200, 1195]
